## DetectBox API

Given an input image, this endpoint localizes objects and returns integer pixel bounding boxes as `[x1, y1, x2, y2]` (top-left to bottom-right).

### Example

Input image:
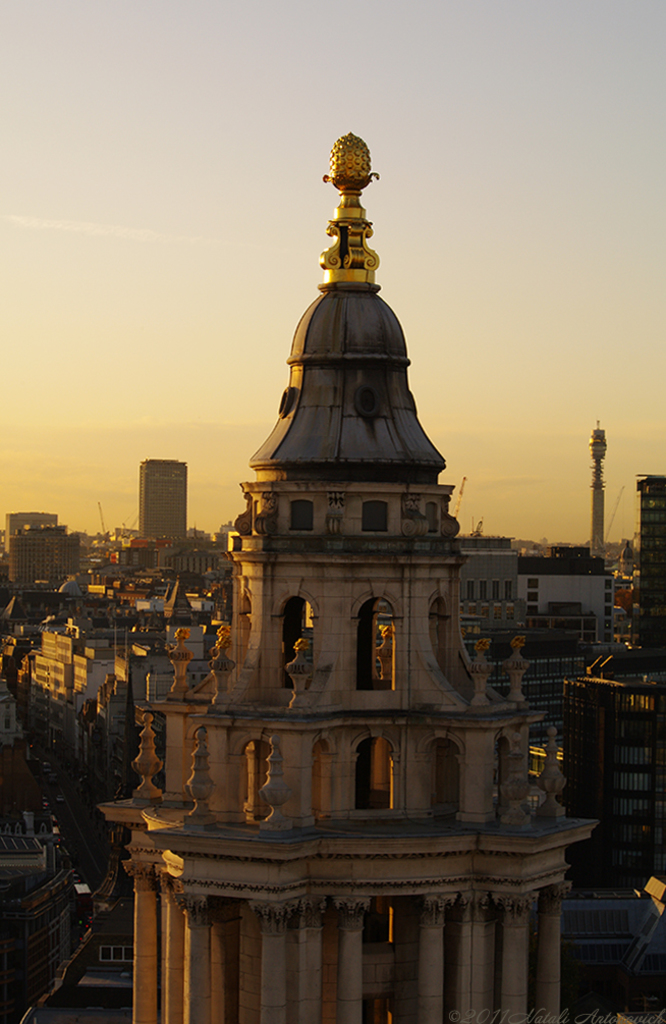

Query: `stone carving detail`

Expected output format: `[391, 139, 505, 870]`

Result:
[376, 625, 393, 682]
[334, 896, 371, 929]
[418, 894, 457, 926]
[401, 493, 428, 537]
[166, 627, 194, 698]
[286, 639, 313, 709]
[294, 897, 327, 929]
[132, 712, 163, 802]
[124, 861, 156, 892]
[440, 493, 460, 538]
[499, 732, 531, 827]
[258, 735, 292, 831]
[536, 727, 567, 817]
[494, 893, 534, 921]
[503, 635, 530, 704]
[185, 726, 215, 827]
[250, 900, 294, 934]
[327, 491, 345, 534]
[182, 895, 210, 927]
[234, 491, 253, 535]
[254, 492, 278, 535]
[538, 881, 571, 915]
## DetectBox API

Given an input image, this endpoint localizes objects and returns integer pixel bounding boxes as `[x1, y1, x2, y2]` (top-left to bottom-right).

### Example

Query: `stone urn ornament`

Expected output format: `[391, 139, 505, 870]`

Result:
[536, 727, 567, 817]
[259, 735, 292, 831]
[503, 635, 530, 704]
[131, 712, 163, 803]
[166, 627, 194, 698]
[469, 638, 492, 707]
[210, 625, 235, 707]
[185, 726, 215, 827]
[286, 638, 313, 708]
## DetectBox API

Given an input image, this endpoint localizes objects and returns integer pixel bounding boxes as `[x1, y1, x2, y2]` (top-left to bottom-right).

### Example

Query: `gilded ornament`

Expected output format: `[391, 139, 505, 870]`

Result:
[323, 133, 379, 193]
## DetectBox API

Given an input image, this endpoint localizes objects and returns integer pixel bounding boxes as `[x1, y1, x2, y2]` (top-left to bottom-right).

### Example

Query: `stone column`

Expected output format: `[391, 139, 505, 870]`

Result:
[183, 896, 212, 1024]
[250, 901, 293, 1024]
[162, 878, 185, 1024]
[535, 883, 570, 1017]
[126, 862, 158, 1024]
[496, 895, 534, 1014]
[417, 896, 448, 1024]
[334, 897, 370, 1024]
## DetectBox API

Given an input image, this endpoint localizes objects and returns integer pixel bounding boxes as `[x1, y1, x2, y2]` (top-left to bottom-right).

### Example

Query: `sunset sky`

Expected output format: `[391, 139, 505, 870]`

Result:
[2, 1, 664, 544]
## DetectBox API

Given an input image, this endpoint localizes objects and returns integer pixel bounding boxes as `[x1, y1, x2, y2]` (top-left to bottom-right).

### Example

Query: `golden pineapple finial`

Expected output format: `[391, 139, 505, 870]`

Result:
[320, 133, 380, 287]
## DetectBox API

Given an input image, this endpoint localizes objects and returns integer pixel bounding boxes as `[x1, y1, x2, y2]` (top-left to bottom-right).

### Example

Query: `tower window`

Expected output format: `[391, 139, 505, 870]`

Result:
[357, 598, 394, 690]
[362, 501, 388, 532]
[426, 502, 438, 533]
[282, 596, 313, 686]
[290, 500, 313, 531]
[355, 737, 392, 810]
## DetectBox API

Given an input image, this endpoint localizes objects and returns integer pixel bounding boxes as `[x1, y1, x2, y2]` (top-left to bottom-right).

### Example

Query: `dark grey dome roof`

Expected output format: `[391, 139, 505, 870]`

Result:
[250, 283, 445, 484]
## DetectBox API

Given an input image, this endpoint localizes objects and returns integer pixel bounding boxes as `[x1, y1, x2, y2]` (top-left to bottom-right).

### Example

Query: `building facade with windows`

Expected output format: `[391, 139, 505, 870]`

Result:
[8, 526, 79, 584]
[458, 535, 525, 630]
[139, 460, 187, 539]
[633, 475, 666, 648]
[518, 546, 614, 643]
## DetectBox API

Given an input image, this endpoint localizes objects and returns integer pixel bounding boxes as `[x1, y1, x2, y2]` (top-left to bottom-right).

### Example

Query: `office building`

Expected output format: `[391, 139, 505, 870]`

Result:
[633, 475, 666, 647]
[139, 459, 187, 539]
[8, 526, 79, 584]
[4, 512, 57, 554]
[458, 534, 525, 629]
[518, 545, 614, 643]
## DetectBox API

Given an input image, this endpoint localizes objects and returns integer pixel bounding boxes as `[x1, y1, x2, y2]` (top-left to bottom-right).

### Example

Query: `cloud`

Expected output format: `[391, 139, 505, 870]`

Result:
[3, 214, 220, 245]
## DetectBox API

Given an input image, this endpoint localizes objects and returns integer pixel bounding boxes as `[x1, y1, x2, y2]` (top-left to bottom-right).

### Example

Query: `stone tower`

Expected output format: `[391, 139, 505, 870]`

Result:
[105, 135, 594, 1024]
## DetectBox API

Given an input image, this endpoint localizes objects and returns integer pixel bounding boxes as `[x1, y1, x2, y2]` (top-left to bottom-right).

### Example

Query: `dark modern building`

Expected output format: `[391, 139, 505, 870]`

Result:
[138, 459, 187, 539]
[633, 475, 666, 648]
[8, 527, 80, 585]
[564, 673, 666, 889]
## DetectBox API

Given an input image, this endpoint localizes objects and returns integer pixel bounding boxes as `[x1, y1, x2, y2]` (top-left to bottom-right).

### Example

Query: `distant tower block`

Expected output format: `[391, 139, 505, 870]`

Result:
[589, 422, 607, 557]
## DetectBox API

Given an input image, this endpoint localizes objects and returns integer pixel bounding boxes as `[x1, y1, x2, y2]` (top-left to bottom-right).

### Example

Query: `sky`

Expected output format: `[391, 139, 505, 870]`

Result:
[2, 1, 664, 544]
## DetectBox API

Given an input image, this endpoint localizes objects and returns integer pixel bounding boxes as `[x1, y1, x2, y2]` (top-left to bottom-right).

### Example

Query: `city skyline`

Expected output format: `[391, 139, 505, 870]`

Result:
[2, 2, 664, 542]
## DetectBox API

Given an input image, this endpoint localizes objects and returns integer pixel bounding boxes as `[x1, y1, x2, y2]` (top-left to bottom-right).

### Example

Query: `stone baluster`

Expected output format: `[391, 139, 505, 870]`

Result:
[535, 882, 571, 1016]
[210, 625, 236, 708]
[258, 735, 292, 831]
[167, 628, 194, 699]
[334, 897, 370, 1024]
[183, 896, 212, 1024]
[536, 727, 567, 817]
[250, 901, 294, 1024]
[125, 862, 158, 1024]
[495, 894, 534, 1014]
[132, 712, 163, 802]
[185, 726, 215, 827]
[503, 635, 530, 704]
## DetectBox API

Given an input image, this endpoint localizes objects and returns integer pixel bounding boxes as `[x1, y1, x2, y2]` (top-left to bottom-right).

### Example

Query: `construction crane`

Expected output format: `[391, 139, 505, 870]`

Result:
[605, 485, 625, 543]
[454, 477, 467, 519]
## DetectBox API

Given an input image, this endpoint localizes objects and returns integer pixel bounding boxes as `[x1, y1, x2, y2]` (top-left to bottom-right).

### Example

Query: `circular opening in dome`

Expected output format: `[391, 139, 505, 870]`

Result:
[278, 387, 298, 418]
[355, 385, 380, 418]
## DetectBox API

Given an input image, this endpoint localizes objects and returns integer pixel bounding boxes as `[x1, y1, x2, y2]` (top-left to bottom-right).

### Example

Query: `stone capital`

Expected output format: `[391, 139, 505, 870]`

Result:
[494, 893, 534, 922]
[124, 860, 156, 892]
[180, 895, 210, 927]
[250, 900, 295, 935]
[418, 894, 457, 927]
[293, 897, 327, 930]
[538, 881, 571, 915]
[334, 896, 371, 930]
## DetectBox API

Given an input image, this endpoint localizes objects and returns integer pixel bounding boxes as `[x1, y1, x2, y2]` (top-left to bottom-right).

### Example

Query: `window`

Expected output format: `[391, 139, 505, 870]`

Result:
[527, 591, 538, 603]
[282, 596, 314, 687]
[479, 580, 487, 600]
[426, 502, 438, 533]
[100, 946, 133, 962]
[355, 737, 392, 809]
[480, 604, 489, 618]
[506, 603, 514, 620]
[493, 605, 503, 620]
[466, 580, 475, 600]
[504, 580, 513, 600]
[528, 578, 539, 588]
[492, 580, 500, 600]
[290, 500, 313, 530]
[357, 598, 394, 690]
[362, 501, 388, 532]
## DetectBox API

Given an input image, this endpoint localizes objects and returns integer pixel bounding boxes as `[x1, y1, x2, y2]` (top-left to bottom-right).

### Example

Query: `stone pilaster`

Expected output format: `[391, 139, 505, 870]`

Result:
[250, 900, 294, 1024]
[417, 895, 453, 1024]
[125, 862, 158, 1024]
[334, 897, 370, 1024]
[495, 894, 534, 1014]
[161, 875, 185, 1024]
[290, 898, 327, 1024]
[183, 896, 212, 1024]
[535, 882, 571, 1017]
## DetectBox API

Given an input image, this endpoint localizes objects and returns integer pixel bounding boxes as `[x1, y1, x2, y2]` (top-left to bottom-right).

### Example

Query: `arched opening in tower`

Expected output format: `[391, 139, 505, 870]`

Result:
[356, 598, 394, 690]
[282, 596, 314, 687]
[431, 738, 460, 815]
[355, 736, 393, 810]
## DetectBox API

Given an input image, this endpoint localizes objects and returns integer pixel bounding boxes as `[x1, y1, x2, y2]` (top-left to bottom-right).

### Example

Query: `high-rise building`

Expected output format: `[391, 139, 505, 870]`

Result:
[4, 512, 57, 554]
[139, 460, 187, 539]
[105, 135, 593, 1021]
[634, 475, 666, 647]
[589, 422, 607, 557]
[8, 526, 79, 584]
